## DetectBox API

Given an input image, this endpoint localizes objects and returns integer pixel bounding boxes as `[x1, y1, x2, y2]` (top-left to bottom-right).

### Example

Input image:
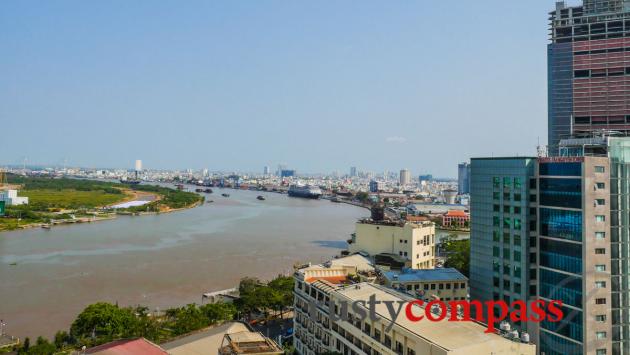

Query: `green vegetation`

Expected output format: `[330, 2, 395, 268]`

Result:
[10, 275, 293, 354]
[236, 275, 294, 319]
[0, 175, 202, 231]
[124, 184, 203, 212]
[442, 235, 471, 277]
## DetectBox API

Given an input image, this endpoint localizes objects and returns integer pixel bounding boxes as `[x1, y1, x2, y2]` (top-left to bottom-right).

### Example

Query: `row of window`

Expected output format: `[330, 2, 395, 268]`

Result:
[493, 176, 523, 189]
[493, 204, 524, 214]
[492, 216, 523, 230]
[492, 231, 522, 245]
[575, 46, 630, 56]
[574, 67, 630, 78]
[575, 115, 630, 125]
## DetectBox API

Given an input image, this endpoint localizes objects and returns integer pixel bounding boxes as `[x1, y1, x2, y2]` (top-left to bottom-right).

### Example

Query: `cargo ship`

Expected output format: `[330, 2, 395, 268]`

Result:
[288, 184, 322, 199]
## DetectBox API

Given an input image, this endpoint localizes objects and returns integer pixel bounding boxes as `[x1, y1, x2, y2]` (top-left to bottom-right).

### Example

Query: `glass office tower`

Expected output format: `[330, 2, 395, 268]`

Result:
[469, 158, 537, 335]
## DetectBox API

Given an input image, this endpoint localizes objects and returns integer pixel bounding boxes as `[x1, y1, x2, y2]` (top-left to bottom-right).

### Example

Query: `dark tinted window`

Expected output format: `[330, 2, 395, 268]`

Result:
[539, 162, 581, 176]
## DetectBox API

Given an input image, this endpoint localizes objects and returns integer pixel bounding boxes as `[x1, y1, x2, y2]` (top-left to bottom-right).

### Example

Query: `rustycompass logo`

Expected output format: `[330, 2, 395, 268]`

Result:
[306, 295, 564, 332]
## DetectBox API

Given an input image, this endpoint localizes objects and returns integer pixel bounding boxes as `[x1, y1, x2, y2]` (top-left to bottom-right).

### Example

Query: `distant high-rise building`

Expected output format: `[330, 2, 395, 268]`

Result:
[263, 166, 270, 175]
[134, 160, 142, 171]
[548, 0, 630, 147]
[280, 169, 296, 178]
[458, 162, 470, 194]
[202, 168, 209, 177]
[399, 169, 411, 186]
[350, 166, 357, 177]
[369, 180, 384, 193]
[419, 174, 433, 182]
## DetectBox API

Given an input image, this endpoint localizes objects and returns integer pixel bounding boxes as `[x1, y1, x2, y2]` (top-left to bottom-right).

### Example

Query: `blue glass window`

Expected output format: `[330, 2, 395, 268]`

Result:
[539, 269, 582, 308]
[540, 178, 582, 209]
[539, 329, 583, 354]
[540, 208, 582, 241]
[539, 162, 582, 176]
[541, 306, 583, 342]
[539, 238, 582, 274]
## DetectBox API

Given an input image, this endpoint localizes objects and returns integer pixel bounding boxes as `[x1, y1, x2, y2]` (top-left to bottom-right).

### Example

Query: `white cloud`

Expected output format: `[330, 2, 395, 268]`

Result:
[386, 136, 407, 143]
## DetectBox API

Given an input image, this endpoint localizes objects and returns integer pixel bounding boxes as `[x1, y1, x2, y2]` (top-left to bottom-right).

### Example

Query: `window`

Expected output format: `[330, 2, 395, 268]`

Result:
[596, 315, 607, 322]
[575, 69, 590, 78]
[596, 298, 607, 305]
[493, 177, 500, 188]
[595, 199, 605, 206]
[595, 281, 606, 288]
[493, 216, 500, 227]
[596, 248, 606, 255]
[493, 246, 500, 257]
[596, 182, 605, 189]
[514, 251, 521, 262]
[493, 204, 500, 212]
[595, 166, 605, 173]
[493, 192, 500, 200]
[596, 232, 606, 240]
[503, 205, 511, 214]
[514, 206, 521, 214]
[597, 350, 607, 355]
[514, 218, 522, 230]
[493, 231, 500, 242]
[596, 332, 607, 339]
[503, 218, 511, 229]
[514, 178, 522, 189]
[430, 284, 436, 290]
[446, 283, 451, 289]
[439, 283, 444, 290]
[595, 265, 606, 272]
[596, 215, 606, 222]
[514, 193, 522, 202]
[503, 177, 511, 187]
[503, 233, 510, 244]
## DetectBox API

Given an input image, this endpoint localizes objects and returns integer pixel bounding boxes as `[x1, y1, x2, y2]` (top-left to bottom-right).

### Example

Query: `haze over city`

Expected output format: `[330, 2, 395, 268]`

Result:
[0, 1, 554, 177]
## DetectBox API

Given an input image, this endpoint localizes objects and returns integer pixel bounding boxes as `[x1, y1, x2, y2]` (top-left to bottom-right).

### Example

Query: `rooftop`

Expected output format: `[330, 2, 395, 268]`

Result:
[218, 330, 283, 355]
[383, 268, 467, 283]
[85, 338, 167, 355]
[334, 283, 534, 353]
[444, 210, 468, 217]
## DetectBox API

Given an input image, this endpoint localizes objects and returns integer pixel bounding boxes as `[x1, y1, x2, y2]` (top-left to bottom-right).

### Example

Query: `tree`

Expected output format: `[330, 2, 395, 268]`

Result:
[200, 302, 237, 324]
[70, 302, 138, 345]
[53, 330, 71, 350]
[170, 304, 208, 335]
[442, 236, 471, 277]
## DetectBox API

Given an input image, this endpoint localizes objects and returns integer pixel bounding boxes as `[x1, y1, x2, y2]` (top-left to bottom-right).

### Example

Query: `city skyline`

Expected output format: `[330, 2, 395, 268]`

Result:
[0, 0, 551, 177]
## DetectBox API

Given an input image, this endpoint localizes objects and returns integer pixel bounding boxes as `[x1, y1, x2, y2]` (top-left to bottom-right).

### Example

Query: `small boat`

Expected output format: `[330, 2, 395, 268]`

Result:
[175, 184, 185, 190]
[257, 196, 265, 201]
[195, 188, 203, 193]
[222, 193, 230, 197]
[207, 200, 214, 203]
[204, 188, 213, 194]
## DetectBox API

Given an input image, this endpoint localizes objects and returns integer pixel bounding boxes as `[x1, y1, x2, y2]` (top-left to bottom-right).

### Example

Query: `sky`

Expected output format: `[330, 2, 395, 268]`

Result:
[0, 1, 568, 177]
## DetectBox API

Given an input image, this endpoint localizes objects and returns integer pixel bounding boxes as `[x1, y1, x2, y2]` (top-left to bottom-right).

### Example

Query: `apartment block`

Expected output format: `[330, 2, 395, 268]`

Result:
[348, 220, 435, 269]
[381, 268, 468, 302]
[293, 261, 536, 355]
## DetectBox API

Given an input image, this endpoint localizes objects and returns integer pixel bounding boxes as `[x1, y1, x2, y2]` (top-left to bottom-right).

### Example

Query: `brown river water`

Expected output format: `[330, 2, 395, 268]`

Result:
[0, 188, 368, 339]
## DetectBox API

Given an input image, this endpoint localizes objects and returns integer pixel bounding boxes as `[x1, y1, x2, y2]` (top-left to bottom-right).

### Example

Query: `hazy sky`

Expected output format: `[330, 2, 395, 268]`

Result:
[0, 1, 564, 177]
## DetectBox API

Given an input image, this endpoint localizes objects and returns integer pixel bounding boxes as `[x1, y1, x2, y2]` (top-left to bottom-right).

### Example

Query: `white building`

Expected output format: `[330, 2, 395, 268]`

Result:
[0, 190, 28, 206]
[349, 219, 436, 269]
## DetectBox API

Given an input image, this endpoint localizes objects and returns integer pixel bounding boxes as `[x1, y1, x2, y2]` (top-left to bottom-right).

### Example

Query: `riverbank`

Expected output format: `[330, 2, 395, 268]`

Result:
[0, 175, 202, 232]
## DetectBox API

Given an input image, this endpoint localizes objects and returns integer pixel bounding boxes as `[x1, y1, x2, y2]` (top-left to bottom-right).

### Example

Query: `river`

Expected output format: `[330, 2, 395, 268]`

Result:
[0, 188, 368, 339]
